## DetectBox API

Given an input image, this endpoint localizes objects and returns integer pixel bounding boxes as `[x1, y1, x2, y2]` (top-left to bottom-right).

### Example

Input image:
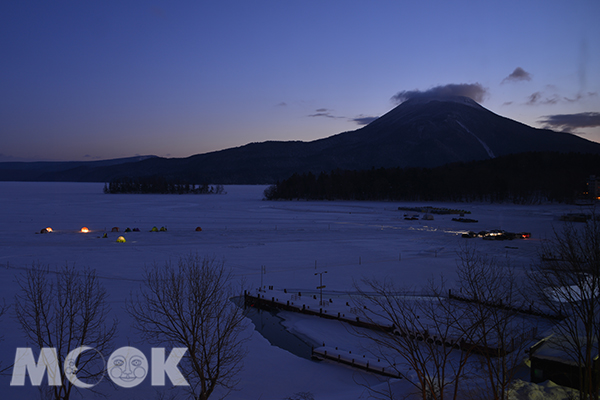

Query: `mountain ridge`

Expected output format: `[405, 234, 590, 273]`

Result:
[2, 97, 599, 183]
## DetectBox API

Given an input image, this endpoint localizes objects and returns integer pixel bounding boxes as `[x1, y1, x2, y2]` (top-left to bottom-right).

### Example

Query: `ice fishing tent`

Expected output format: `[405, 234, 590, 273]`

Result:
[111, 227, 119, 232]
[116, 236, 126, 243]
[195, 227, 202, 231]
[150, 226, 158, 232]
[124, 227, 132, 232]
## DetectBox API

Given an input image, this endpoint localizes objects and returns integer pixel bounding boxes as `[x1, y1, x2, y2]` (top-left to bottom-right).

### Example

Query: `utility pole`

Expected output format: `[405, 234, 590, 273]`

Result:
[315, 271, 327, 306]
[260, 265, 266, 291]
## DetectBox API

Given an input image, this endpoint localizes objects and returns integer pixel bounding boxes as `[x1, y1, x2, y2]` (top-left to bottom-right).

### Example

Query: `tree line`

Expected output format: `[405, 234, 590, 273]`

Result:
[104, 176, 225, 195]
[264, 151, 600, 204]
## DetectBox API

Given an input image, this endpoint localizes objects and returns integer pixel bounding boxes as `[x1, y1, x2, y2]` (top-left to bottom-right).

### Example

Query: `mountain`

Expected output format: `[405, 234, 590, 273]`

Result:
[0, 155, 158, 182]
[2, 97, 600, 183]
[314, 96, 600, 169]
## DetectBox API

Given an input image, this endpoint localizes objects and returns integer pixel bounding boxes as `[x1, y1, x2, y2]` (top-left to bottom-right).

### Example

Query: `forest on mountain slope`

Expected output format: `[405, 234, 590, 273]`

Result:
[263, 152, 600, 204]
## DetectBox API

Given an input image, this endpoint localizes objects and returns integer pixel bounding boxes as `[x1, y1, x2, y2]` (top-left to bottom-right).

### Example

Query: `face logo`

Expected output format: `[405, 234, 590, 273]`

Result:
[64, 359, 77, 376]
[63, 346, 105, 389]
[107, 347, 148, 388]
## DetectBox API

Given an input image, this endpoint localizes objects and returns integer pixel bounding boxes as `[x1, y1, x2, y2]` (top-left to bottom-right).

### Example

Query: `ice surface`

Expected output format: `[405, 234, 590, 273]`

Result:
[0, 182, 585, 399]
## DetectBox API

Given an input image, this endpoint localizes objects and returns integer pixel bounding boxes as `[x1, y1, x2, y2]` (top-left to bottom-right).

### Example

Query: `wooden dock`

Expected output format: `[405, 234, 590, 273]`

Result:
[312, 346, 402, 379]
[244, 291, 393, 333]
[244, 289, 531, 358]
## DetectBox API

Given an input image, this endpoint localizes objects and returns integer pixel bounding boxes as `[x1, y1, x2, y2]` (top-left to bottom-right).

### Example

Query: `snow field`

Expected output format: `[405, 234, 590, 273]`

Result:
[0, 182, 583, 399]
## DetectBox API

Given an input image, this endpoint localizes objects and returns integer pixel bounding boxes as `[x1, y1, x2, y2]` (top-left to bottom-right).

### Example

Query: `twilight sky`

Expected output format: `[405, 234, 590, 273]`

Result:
[1, 1, 599, 162]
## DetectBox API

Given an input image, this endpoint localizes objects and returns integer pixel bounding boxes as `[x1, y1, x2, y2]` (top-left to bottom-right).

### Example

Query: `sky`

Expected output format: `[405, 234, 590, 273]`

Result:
[1, 0, 599, 162]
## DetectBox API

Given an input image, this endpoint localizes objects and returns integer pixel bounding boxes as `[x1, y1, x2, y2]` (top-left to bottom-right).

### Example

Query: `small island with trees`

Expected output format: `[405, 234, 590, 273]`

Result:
[104, 176, 225, 195]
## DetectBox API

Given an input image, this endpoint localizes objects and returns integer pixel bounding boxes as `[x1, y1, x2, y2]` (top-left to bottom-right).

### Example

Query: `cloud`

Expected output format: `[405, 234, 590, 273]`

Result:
[538, 112, 600, 132]
[527, 92, 541, 104]
[526, 90, 596, 106]
[391, 83, 488, 104]
[353, 116, 378, 125]
[352, 116, 379, 125]
[307, 108, 378, 126]
[526, 91, 559, 105]
[502, 67, 532, 84]
[564, 92, 598, 103]
[275, 102, 287, 107]
[308, 112, 337, 119]
[308, 108, 344, 119]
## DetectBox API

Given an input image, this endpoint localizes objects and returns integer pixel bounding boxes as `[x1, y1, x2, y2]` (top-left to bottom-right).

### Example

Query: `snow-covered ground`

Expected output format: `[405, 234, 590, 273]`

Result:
[0, 182, 586, 399]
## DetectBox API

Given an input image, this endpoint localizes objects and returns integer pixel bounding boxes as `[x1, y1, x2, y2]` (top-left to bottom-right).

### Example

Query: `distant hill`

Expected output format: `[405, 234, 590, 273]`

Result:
[0, 155, 158, 182]
[2, 97, 600, 183]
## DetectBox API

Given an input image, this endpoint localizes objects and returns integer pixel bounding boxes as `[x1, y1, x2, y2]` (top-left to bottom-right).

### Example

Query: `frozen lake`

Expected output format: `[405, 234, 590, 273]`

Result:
[0, 182, 583, 399]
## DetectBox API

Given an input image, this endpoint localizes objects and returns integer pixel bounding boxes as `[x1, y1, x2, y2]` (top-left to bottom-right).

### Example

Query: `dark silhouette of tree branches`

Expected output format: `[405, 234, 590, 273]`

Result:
[528, 213, 600, 399]
[14, 265, 118, 400]
[353, 245, 538, 399]
[456, 244, 532, 400]
[127, 255, 249, 400]
[352, 277, 473, 400]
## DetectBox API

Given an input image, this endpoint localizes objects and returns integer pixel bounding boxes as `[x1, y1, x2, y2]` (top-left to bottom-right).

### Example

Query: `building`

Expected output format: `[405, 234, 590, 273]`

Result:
[530, 317, 599, 391]
[586, 175, 600, 201]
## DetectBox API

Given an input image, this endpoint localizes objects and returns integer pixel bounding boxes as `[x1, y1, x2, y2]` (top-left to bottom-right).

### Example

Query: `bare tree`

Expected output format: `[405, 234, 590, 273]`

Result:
[14, 264, 118, 400]
[528, 214, 600, 400]
[353, 244, 539, 400]
[455, 244, 534, 400]
[353, 277, 473, 400]
[127, 255, 250, 400]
